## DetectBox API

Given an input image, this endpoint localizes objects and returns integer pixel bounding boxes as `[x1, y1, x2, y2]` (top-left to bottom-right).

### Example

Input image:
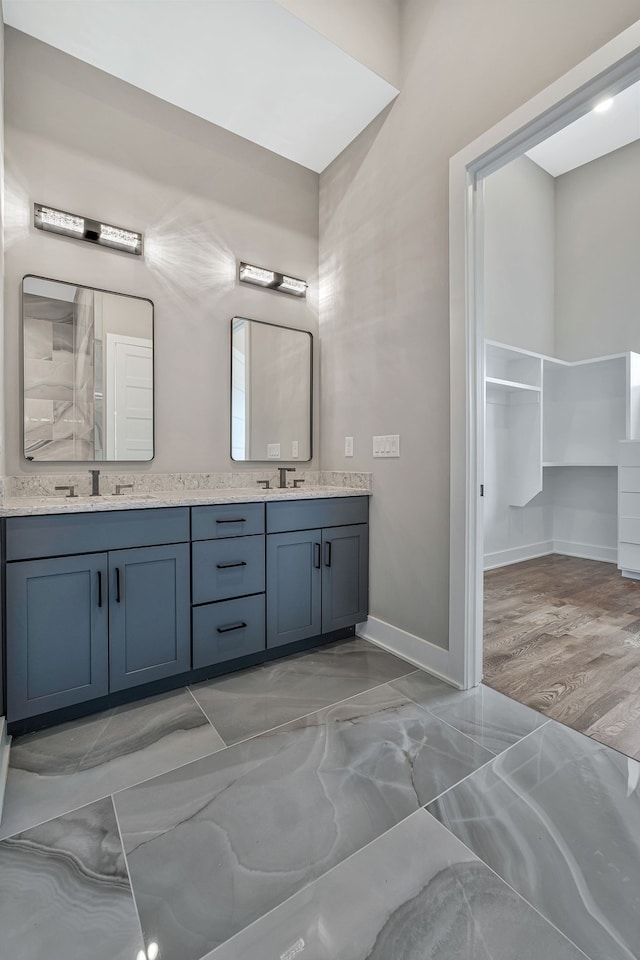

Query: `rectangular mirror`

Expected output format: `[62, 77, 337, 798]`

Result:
[231, 317, 312, 461]
[23, 275, 154, 462]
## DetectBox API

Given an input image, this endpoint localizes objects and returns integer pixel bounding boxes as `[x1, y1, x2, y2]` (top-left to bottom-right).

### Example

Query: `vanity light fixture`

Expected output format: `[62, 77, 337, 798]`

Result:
[239, 261, 307, 298]
[34, 203, 143, 255]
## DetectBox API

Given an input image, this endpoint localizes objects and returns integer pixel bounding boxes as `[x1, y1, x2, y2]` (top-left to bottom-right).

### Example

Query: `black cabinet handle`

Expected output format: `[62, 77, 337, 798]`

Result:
[216, 518, 246, 524]
[115, 567, 121, 603]
[217, 621, 247, 634]
[97, 570, 103, 608]
[314, 543, 321, 569]
[324, 541, 332, 567]
[216, 560, 247, 569]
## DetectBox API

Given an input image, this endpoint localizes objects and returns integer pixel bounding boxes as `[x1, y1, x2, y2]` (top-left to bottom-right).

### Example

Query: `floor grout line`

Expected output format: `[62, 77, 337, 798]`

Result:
[437, 821, 596, 960]
[208, 667, 426, 749]
[111, 794, 147, 954]
[200, 807, 435, 959]
[423, 719, 552, 808]
[0, 701, 231, 842]
[0, 668, 420, 842]
[186, 685, 230, 747]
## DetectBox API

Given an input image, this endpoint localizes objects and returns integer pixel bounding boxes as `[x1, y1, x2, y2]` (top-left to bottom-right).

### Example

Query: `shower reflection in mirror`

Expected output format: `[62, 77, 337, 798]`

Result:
[22, 275, 154, 462]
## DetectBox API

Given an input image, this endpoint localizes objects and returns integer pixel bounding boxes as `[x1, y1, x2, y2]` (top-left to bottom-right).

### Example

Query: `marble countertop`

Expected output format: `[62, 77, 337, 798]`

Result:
[0, 486, 371, 517]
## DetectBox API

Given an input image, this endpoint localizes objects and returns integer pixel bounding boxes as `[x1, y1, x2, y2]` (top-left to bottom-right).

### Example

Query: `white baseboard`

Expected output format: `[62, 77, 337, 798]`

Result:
[485, 539, 617, 570]
[552, 540, 617, 564]
[484, 541, 553, 570]
[357, 616, 461, 688]
[0, 718, 11, 825]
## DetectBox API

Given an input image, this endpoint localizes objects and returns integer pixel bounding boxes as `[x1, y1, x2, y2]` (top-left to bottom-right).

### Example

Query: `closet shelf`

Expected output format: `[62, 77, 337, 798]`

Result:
[485, 377, 541, 393]
[542, 461, 616, 468]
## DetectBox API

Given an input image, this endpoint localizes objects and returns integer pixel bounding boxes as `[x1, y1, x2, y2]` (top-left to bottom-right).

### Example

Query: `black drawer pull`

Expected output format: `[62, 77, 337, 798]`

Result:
[97, 570, 103, 608]
[216, 560, 247, 569]
[324, 541, 332, 567]
[217, 621, 247, 634]
[216, 518, 246, 524]
[314, 542, 321, 569]
[115, 567, 122, 602]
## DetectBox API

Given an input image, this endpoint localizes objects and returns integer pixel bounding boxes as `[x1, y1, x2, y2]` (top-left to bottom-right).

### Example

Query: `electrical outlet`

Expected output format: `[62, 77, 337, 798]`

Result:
[345, 436, 354, 457]
[267, 443, 281, 458]
[291, 440, 299, 458]
[373, 435, 400, 457]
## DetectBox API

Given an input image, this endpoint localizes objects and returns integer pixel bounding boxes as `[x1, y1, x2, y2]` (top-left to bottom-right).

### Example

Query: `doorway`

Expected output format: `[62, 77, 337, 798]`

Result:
[448, 21, 640, 758]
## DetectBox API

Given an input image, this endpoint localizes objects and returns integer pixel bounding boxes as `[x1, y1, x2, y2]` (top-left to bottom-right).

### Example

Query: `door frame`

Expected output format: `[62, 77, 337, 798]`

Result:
[448, 21, 640, 689]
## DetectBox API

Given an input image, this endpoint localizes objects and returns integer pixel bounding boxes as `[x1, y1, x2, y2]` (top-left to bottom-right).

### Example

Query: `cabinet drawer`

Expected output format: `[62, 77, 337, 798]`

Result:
[618, 443, 640, 468]
[191, 502, 264, 541]
[619, 468, 640, 493]
[192, 535, 265, 603]
[619, 542, 640, 572]
[193, 595, 265, 668]
[619, 518, 640, 544]
[6, 508, 190, 561]
[266, 496, 369, 533]
[619, 492, 640, 519]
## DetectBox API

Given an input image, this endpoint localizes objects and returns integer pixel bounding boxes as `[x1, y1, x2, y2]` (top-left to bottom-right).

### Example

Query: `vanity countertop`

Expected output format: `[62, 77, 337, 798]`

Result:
[0, 485, 371, 518]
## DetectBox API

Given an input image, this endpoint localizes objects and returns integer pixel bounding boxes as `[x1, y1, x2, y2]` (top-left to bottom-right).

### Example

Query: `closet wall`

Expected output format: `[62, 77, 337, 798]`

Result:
[483, 139, 640, 569]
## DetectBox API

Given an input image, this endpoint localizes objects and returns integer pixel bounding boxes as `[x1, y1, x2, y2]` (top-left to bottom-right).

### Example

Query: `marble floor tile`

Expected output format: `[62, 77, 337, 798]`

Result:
[428, 720, 640, 960]
[190, 637, 415, 744]
[207, 808, 587, 960]
[115, 683, 493, 960]
[0, 797, 143, 960]
[0, 687, 225, 840]
[392, 671, 546, 754]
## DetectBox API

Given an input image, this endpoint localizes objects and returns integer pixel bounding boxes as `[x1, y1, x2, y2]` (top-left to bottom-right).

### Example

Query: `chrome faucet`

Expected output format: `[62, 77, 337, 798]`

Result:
[278, 467, 296, 489]
[89, 469, 101, 496]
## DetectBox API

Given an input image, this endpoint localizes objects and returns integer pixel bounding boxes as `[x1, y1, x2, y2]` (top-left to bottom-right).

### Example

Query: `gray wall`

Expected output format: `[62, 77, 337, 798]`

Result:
[318, 0, 640, 648]
[555, 138, 640, 360]
[4, 27, 319, 477]
[483, 156, 555, 355]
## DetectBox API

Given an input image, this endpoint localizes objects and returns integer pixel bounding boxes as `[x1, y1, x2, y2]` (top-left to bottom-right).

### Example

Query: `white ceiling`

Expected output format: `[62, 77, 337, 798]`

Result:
[2, 0, 399, 173]
[526, 80, 640, 177]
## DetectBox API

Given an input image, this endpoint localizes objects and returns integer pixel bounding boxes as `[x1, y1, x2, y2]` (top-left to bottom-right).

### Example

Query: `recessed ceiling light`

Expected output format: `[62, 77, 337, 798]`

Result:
[593, 97, 614, 113]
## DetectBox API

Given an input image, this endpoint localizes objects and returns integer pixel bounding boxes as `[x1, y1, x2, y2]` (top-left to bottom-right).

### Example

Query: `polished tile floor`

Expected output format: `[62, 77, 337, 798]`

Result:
[1, 637, 638, 960]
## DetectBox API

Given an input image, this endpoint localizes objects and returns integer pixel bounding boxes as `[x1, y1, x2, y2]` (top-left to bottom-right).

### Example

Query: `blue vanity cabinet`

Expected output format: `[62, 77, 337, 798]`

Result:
[108, 543, 191, 691]
[6, 553, 109, 722]
[321, 524, 369, 633]
[4, 508, 191, 723]
[266, 498, 369, 648]
[190, 502, 267, 669]
[266, 530, 323, 647]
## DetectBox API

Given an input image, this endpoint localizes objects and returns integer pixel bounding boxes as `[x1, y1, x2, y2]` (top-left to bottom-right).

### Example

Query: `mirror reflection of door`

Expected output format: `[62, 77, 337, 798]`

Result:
[105, 334, 153, 460]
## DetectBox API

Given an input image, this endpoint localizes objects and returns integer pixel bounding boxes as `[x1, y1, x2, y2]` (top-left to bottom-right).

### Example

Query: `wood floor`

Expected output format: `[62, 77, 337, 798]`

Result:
[483, 554, 640, 760]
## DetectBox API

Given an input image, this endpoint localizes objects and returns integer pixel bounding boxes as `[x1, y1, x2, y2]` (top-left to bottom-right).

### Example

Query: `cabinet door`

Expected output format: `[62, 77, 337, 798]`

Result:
[321, 524, 369, 632]
[6, 554, 109, 722]
[266, 530, 322, 648]
[109, 543, 190, 692]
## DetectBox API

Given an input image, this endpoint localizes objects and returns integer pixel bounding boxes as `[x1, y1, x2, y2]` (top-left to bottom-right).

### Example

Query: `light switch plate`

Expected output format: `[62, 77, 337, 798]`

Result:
[373, 435, 400, 457]
[345, 436, 354, 457]
[268, 443, 281, 458]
